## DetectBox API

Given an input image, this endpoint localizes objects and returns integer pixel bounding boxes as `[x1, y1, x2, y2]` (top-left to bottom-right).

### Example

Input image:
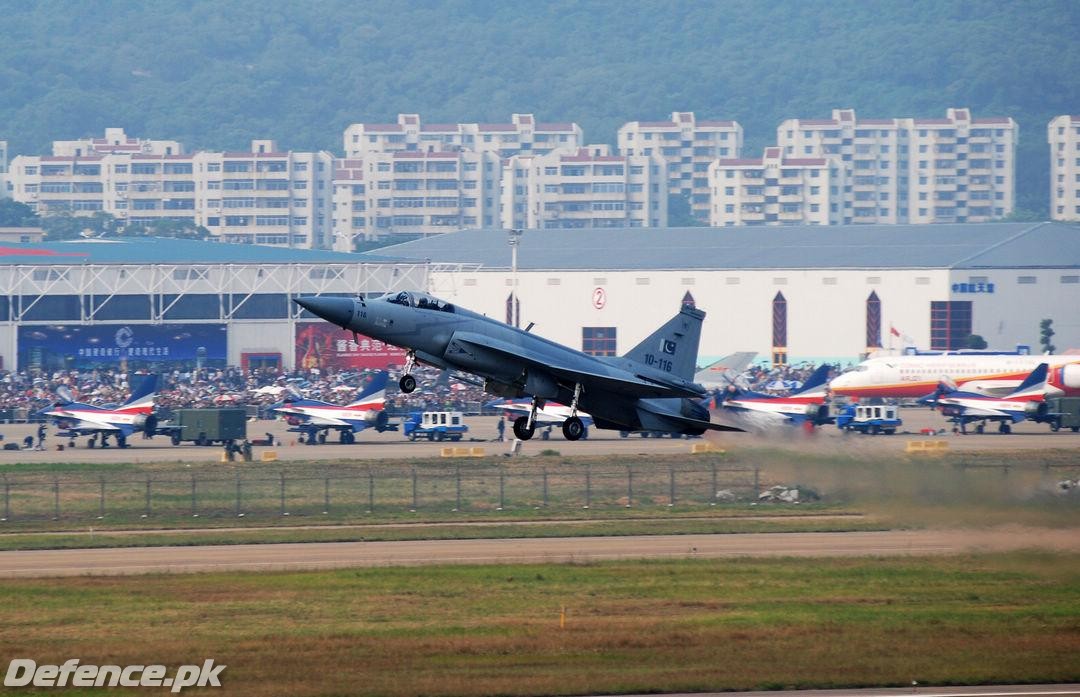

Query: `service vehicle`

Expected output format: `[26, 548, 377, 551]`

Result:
[402, 411, 468, 441]
[836, 404, 902, 435]
[166, 408, 247, 445]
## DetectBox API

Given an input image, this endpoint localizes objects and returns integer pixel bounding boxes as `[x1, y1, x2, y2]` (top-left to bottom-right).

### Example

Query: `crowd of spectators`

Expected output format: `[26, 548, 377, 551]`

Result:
[0, 360, 850, 418]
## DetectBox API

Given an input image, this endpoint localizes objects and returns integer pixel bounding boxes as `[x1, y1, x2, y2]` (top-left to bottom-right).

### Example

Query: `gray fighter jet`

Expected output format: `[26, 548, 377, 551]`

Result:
[295, 291, 741, 441]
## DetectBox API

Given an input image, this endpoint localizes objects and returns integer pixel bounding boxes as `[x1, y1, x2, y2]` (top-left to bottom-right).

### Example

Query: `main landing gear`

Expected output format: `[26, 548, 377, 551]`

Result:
[399, 351, 417, 393]
[561, 383, 585, 441]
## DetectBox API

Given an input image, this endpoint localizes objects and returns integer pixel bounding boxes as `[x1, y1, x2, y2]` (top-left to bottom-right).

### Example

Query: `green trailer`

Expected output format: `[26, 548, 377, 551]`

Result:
[164, 408, 248, 445]
[1047, 397, 1080, 432]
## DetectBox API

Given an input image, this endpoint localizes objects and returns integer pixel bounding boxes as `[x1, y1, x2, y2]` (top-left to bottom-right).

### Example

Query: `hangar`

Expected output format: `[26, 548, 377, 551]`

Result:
[0, 238, 438, 373]
[381, 222, 1080, 365]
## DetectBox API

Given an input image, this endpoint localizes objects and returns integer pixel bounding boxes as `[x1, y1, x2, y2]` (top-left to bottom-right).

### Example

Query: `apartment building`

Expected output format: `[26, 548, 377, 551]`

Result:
[344, 113, 583, 159]
[617, 112, 743, 220]
[708, 147, 842, 227]
[331, 149, 501, 248]
[6, 130, 335, 248]
[778, 108, 1017, 225]
[500, 146, 667, 230]
[1049, 115, 1080, 222]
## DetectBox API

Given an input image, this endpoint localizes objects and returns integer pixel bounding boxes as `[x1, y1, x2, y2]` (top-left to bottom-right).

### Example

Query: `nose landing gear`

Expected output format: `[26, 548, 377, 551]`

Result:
[399, 351, 417, 393]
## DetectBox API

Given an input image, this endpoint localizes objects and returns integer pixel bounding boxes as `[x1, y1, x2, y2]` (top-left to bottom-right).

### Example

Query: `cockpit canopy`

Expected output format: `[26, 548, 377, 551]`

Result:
[386, 291, 455, 313]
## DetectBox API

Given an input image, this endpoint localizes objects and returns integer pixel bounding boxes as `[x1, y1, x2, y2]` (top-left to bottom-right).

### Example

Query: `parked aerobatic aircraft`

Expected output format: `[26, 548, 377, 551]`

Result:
[295, 292, 742, 441]
[830, 353, 1080, 399]
[692, 352, 757, 389]
[921, 362, 1054, 434]
[38, 373, 162, 448]
[711, 364, 833, 432]
[271, 371, 392, 444]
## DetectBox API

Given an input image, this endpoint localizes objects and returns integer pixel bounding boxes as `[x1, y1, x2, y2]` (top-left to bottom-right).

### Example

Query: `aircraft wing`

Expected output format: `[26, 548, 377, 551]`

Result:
[47, 412, 124, 433]
[946, 403, 1009, 418]
[300, 414, 352, 427]
[449, 332, 703, 399]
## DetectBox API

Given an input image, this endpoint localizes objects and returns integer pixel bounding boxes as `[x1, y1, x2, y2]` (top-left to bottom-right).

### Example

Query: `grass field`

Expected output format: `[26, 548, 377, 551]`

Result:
[3, 553, 1078, 696]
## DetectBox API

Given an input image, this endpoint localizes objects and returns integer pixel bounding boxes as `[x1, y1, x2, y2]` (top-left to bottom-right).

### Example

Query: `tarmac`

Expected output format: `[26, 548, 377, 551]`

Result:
[0, 409, 1077, 465]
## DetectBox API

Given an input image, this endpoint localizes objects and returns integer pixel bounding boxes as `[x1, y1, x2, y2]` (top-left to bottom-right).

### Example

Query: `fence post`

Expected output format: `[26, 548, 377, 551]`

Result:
[410, 468, 417, 512]
[668, 467, 675, 507]
[235, 474, 242, 517]
[626, 466, 633, 508]
[53, 477, 60, 520]
[144, 476, 151, 517]
[454, 466, 461, 512]
[584, 464, 591, 509]
[98, 475, 106, 519]
[711, 462, 718, 506]
[323, 477, 330, 515]
[280, 471, 287, 516]
[191, 474, 197, 517]
[498, 468, 505, 511]
[542, 468, 548, 508]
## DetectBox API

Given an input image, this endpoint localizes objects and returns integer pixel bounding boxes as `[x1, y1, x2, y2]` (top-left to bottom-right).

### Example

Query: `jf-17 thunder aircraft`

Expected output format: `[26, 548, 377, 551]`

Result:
[37, 373, 163, 448]
[921, 362, 1054, 434]
[271, 371, 393, 444]
[295, 291, 743, 441]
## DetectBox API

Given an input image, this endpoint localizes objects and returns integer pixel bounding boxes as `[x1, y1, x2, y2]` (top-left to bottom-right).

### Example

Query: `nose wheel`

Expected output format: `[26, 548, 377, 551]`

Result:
[399, 351, 417, 393]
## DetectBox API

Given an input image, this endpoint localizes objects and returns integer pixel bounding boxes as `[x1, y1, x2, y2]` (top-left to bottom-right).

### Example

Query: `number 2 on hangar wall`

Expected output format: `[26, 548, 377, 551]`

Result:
[592, 287, 606, 309]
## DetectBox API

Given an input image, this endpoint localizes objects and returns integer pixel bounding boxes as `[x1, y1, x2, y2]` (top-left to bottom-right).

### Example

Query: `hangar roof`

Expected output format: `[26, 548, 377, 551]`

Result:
[378, 222, 1080, 271]
[0, 237, 400, 266]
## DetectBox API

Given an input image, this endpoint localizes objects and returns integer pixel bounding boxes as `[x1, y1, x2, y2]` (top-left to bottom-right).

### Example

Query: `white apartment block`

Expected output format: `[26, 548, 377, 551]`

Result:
[501, 146, 667, 230]
[708, 147, 842, 227]
[52, 127, 183, 157]
[778, 108, 1016, 225]
[331, 149, 501, 248]
[617, 112, 743, 220]
[344, 113, 583, 159]
[1049, 115, 1080, 222]
[7, 130, 334, 248]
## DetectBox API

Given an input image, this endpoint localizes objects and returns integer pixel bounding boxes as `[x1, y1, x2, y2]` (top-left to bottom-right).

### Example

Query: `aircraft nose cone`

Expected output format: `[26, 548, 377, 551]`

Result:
[295, 296, 354, 328]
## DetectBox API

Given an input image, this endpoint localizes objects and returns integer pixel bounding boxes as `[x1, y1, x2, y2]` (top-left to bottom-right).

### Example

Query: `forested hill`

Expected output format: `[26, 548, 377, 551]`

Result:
[3, 0, 1078, 215]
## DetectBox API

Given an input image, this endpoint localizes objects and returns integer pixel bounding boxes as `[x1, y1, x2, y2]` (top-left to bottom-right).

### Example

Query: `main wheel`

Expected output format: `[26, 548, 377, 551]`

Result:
[171, 433, 181, 446]
[1050, 421, 1060, 432]
[317, 431, 327, 444]
[513, 416, 535, 441]
[399, 374, 417, 393]
[975, 423, 984, 434]
[562, 416, 585, 441]
[999, 422, 1011, 434]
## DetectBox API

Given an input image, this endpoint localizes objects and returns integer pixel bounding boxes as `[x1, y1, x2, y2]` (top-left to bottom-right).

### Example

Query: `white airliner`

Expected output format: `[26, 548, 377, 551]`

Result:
[830, 353, 1080, 399]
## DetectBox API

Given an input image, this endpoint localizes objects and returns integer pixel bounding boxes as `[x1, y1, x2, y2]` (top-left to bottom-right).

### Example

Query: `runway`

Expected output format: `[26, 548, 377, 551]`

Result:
[2, 527, 1077, 578]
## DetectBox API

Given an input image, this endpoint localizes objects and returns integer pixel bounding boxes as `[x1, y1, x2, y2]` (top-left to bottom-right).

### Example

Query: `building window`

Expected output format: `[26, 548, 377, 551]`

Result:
[771, 291, 787, 365]
[1017, 276, 1037, 284]
[582, 327, 617, 356]
[930, 300, 972, 351]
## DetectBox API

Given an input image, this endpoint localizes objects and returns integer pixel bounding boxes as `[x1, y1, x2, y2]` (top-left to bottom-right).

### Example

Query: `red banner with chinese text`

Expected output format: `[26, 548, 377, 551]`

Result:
[295, 322, 406, 370]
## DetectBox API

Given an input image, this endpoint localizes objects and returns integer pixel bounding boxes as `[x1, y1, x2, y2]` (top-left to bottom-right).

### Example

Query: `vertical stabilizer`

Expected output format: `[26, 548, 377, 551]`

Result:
[622, 306, 705, 381]
[120, 374, 158, 412]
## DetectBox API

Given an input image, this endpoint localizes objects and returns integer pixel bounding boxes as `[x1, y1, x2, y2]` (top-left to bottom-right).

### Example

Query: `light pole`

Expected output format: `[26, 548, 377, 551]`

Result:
[507, 228, 523, 327]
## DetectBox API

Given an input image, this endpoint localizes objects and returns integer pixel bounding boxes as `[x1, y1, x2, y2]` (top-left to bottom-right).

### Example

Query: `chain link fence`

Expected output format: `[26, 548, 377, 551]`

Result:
[0, 462, 760, 523]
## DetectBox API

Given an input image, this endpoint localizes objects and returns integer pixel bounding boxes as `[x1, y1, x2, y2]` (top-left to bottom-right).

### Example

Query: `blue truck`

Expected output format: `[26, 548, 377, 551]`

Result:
[836, 404, 902, 435]
[402, 411, 469, 441]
